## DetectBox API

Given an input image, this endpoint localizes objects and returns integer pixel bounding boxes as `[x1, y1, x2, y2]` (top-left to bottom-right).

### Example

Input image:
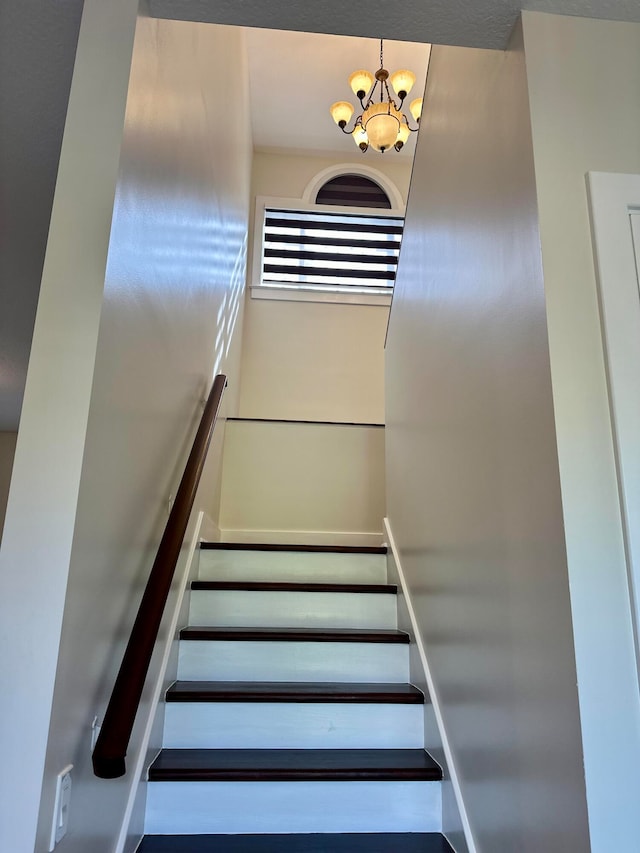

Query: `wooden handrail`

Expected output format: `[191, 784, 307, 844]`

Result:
[92, 374, 227, 779]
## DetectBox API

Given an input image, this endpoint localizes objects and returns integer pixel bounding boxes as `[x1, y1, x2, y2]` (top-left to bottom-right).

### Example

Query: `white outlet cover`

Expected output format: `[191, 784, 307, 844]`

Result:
[49, 764, 73, 851]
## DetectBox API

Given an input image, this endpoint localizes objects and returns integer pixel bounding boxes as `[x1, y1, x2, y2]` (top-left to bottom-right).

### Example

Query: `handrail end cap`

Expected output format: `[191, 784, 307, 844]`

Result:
[93, 754, 126, 779]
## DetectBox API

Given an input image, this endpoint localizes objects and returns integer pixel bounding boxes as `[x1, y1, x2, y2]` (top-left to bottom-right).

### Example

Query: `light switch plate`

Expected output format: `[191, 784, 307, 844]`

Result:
[49, 764, 73, 851]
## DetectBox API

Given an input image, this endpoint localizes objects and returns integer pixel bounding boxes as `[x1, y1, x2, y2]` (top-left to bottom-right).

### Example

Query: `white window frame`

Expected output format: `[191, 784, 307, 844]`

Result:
[251, 194, 405, 307]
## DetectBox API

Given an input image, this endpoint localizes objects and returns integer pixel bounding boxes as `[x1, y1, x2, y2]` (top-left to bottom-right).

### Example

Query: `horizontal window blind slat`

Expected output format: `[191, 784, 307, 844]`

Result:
[264, 249, 398, 266]
[265, 217, 404, 236]
[264, 264, 396, 281]
[268, 208, 402, 225]
[260, 205, 403, 297]
[263, 233, 402, 251]
[263, 270, 394, 284]
[316, 192, 391, 209]
[262, 277, 394, 291]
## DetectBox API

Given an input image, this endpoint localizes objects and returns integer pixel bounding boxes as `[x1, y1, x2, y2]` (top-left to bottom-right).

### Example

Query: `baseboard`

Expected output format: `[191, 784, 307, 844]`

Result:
[383, 517, 477, 853]
[115, 511, 206, 853]
[219, 528, 385, 547]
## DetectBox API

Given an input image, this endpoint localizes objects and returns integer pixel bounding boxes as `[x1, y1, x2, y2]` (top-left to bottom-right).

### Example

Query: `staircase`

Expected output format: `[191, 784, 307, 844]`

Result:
[139, 544, 453, 852]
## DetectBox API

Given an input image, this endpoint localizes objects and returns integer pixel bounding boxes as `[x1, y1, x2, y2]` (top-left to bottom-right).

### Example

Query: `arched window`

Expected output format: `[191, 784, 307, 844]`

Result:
[252, 168, 404, 305]
[315, 174, 392, 209]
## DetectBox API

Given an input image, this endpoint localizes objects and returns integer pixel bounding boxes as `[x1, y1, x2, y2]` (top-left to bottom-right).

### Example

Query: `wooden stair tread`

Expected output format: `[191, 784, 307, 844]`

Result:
[148, 749, 442, 782]
[139, 833, 454, 852]
[200, 543, 387, 554]
[179, 627, 409, 644]
[191, 581, 397, 594]
[166, 681, 424, 704]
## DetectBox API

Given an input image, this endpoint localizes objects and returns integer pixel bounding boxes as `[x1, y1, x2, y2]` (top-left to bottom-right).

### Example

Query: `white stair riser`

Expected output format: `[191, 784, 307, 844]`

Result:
[145, 780, 441, 834]
[177, 640, 409, 683]
[163, 703, 424, 749]
[198, 550, 388, 584]
[189, 590, 397, 629]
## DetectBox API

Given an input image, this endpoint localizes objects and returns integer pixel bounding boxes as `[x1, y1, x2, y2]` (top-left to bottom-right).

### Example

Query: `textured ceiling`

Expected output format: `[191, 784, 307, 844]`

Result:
[0, 0, 84, 431]
[150, 0, 640, 49]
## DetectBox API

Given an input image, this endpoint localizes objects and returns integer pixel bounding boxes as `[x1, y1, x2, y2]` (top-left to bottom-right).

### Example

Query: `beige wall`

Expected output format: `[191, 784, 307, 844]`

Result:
[219, 420, 385, 544]
[0, 7, 251, 852]
[523, 12, 640, 849]
[238, 298, 387, 423]
[385, 24, 590, 852]
[0, 431, 17, 538]
[238, 150, 411, 424]
[251, 149, 412, 207]
[220, 149, 405, 539]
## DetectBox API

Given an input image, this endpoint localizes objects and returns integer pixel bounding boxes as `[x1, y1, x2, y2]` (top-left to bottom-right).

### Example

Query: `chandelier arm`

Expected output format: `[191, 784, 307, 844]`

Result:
[401, 114, 420, 132]
[338, 118, 362, 135]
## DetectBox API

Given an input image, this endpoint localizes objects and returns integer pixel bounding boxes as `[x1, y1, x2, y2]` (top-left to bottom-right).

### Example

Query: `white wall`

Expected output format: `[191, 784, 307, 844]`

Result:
[523, 13, 640, 850]
[0, 5, 252, 851]
[385, 22, 590, 852]
[0, 431, 17, 538]
[0, 2, 141, 849]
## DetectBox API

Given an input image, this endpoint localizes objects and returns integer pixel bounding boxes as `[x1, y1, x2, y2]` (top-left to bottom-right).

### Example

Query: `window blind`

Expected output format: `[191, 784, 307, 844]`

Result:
[315, 175, 392, 209]
[261, 207, 404, 296]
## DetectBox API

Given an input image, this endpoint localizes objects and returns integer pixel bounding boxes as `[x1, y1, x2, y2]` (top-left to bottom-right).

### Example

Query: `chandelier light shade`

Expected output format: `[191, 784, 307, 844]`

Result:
[410, 97, 423, 123]
[349, 70, 375, 98]
[363, 101, 401, 152]
[352, 124, 369, 151]
[389, 69, 416, 99]
[396, 118, 411, 148]
[330, 39, 421, 154]
[330, 101, 355, 126]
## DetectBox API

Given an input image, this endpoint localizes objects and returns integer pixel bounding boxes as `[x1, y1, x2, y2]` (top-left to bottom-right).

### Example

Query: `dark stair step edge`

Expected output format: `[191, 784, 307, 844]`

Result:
[179, 627, 409, 644]
[191, 580, 397, 594]
[138, 832, 455, 852]
[148, 748, 442, 783]
[166, 680, 424, 704]
[200, 543, 387, 554]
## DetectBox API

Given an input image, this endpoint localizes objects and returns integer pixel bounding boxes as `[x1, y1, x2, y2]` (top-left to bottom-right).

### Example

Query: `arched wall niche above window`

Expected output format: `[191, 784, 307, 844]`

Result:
[302, 163, 404, 212]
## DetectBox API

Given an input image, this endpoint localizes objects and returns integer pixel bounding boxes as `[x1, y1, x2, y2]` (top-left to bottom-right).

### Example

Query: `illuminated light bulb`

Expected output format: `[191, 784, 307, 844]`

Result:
[349, 70, 375, 99]
[352, 124, 369, 152]
[390, 69, 416, 99]
[330, 101, 354, 128]
[394, 119, 411, 150]
[410, 97, 423, 123]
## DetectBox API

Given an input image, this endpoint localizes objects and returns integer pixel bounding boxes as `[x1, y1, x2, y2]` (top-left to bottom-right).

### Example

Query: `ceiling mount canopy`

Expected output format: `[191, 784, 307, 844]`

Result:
[330, 39, 423, 154]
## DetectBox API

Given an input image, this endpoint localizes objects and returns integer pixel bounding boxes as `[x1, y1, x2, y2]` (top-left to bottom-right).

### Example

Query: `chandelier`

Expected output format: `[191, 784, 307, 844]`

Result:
[330, 39, 423, 154]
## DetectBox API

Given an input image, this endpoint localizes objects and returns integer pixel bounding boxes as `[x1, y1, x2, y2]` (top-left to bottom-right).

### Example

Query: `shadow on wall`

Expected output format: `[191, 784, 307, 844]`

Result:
[0, 432, 17, 539]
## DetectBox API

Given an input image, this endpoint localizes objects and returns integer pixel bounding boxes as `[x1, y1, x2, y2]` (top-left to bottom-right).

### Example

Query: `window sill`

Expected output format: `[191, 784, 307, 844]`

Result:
[250, 285, 392, 308]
